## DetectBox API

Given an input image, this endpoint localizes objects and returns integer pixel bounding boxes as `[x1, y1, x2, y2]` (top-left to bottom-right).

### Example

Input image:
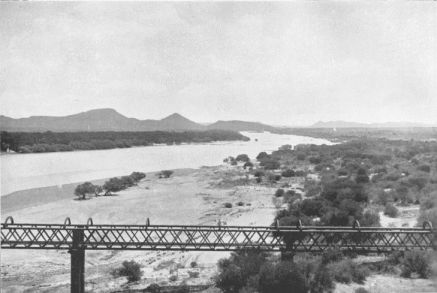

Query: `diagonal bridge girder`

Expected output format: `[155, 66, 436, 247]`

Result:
[2, 221, 435, 253]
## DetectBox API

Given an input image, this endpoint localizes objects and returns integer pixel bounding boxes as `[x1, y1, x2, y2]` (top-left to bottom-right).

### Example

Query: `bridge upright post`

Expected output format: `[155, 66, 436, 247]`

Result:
[69, 228, 85, 293]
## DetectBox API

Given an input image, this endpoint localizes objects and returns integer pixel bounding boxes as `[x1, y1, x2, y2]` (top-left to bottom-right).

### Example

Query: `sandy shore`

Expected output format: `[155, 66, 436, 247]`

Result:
[1, 165, 284, 292]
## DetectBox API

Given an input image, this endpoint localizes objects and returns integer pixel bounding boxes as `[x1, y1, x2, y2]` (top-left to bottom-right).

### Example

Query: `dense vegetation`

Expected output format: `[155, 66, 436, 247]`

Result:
[276, 127, 437, 141]
[217, 137, 436, 292]
[0, 130, 249, 153]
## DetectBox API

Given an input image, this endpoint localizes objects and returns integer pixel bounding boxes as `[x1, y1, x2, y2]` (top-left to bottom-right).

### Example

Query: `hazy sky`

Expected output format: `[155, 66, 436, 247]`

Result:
[1, 2, 436, 125]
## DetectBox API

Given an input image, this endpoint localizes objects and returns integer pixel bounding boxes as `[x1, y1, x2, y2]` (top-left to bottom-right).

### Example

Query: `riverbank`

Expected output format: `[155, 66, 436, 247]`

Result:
[1, 165, 283, 292]
[1, 169, 193, 215]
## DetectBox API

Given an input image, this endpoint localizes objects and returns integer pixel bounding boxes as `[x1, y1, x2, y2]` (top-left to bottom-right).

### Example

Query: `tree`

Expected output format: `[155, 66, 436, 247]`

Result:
[103, 177, 125, 195]
[355, 168, 370, 184]
[258, 261, 307, 293]
[130, 171, 146, 182]
[236, 154, 250, 163]
[260, 158, 280, 170]
[74, 182, 98, 200]
[243, 162, 254, 170]
[256, 152, 269, 161]
[281, 169, 295, 177]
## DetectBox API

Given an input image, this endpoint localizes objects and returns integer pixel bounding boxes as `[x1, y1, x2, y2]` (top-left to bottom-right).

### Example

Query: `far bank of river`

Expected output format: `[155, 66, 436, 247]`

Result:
[0, 132, 333, 196]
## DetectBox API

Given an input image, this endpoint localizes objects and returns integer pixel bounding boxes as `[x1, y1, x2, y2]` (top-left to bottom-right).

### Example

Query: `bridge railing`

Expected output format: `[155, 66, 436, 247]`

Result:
[1, 217, 434, 293]
[1, 217, 434, 253]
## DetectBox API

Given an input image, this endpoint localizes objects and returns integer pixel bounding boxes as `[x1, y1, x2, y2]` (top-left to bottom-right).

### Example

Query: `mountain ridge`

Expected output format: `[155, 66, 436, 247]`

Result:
[1, 108, 435, 132]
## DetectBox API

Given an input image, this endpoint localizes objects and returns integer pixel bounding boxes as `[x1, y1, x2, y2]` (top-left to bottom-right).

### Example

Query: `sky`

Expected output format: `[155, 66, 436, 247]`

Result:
[1, 2, 436, 126]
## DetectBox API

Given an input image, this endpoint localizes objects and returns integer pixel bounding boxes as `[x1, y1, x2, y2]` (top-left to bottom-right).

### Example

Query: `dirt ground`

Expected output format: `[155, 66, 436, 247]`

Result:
[1, 166, 281, 292]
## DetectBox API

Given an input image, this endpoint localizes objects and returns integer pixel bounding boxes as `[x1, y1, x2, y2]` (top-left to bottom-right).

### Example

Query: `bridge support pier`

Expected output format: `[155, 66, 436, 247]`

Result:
[69, 229, 85, 293]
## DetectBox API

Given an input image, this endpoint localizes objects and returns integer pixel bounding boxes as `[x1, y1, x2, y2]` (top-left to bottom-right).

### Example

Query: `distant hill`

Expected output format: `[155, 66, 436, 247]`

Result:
[0, 109, 206, 132]
[311, 120, 434, 128]
[2, 108, 434, 133]
[207, 120, 276, 132]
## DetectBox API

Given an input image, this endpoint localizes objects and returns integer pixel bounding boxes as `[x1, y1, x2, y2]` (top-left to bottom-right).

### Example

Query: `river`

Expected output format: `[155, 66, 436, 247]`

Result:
[0, 132, 332, 195]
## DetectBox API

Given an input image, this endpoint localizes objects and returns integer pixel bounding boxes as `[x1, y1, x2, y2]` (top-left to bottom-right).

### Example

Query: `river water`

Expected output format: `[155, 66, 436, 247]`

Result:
[0, 132, 332, 195]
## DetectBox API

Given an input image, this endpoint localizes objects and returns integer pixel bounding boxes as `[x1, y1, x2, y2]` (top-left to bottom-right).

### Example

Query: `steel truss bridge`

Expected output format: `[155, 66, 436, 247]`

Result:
[1, 217, 435, 293]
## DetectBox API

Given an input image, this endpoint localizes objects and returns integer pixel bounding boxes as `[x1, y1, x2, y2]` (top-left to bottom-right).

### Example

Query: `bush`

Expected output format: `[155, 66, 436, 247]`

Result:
[174, 284, 190, 293]
[260, 158, 280, 170]
[256, 152, 269, 161]
[258, 261, 307, 293]
[157, 170, 173, 178]
[254, 170, 265, 178]
[281, 169, 295, 177]
[145, 283, 161, 293]
[327, 259, 369, 284]
[309, 157, 322, 164]
[188, 271, 200, 278]
[190, 261, 198, 268]
[224, 202, 233, 208]
[130, 171, 146, 182]
[321, 249, 344, 265]
[243, 161, 254, 169]
[355, 288, 370, 293]
[236, 154, 250, 163]
[275, 188, 285, 197]
[169, 275, 178, 282]
[360, 210, 381, 227]
[237, 201, 245, 206]
[111, 260, 143, 283]
[400, 251, 431, 278]
[384, 203, 399, 218]
[417, 165, 431, 173]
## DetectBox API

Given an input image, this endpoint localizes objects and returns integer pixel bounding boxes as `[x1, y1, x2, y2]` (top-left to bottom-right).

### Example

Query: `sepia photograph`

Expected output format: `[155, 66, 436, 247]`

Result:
[1, 1, 436, 293]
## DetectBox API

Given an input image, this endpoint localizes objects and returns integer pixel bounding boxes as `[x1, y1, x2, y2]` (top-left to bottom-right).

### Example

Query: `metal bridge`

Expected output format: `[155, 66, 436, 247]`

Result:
[1, 217, 435, 293]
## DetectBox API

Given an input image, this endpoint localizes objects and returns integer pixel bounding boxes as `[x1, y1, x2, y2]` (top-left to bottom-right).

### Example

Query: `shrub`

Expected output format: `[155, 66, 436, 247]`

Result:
[260, 158, 280, 170]
[309, 157, 322, 164]
[275, 188, 285, 197]
[355, 168, 370, 184]
[254, 170, 265, 178]
[355, 288, 370, 293]
[215, 250, 268, 293]
[243, 161, 254, 169]
[327, 259, 369, 284]
[281, 169, 295, 177]
[130, 171, 146, 182]
[258, 261, 307, 293]
[236, 154, 250, 163]
[237, 201, 245, 206]
[400, 251, 431, 278]
[384, 203, 399, 218]
[256, 152, 269, 161]
[188, 271, 199, 278]
[321, 249, 344, 265]
[174, 284, 190, 293]
[145, 283, 161, 293]
[111, 260, 143, 283]
[157, 170, 174, 178]
[418, 165, 431, 173]
[224, 202, 233, 208]
[295, 170, 306, 177]
[169, 275, 178, 282]
[190, 261, 198, 268]
[360, 210, 381, 227]
[296, 153, 306, 161]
